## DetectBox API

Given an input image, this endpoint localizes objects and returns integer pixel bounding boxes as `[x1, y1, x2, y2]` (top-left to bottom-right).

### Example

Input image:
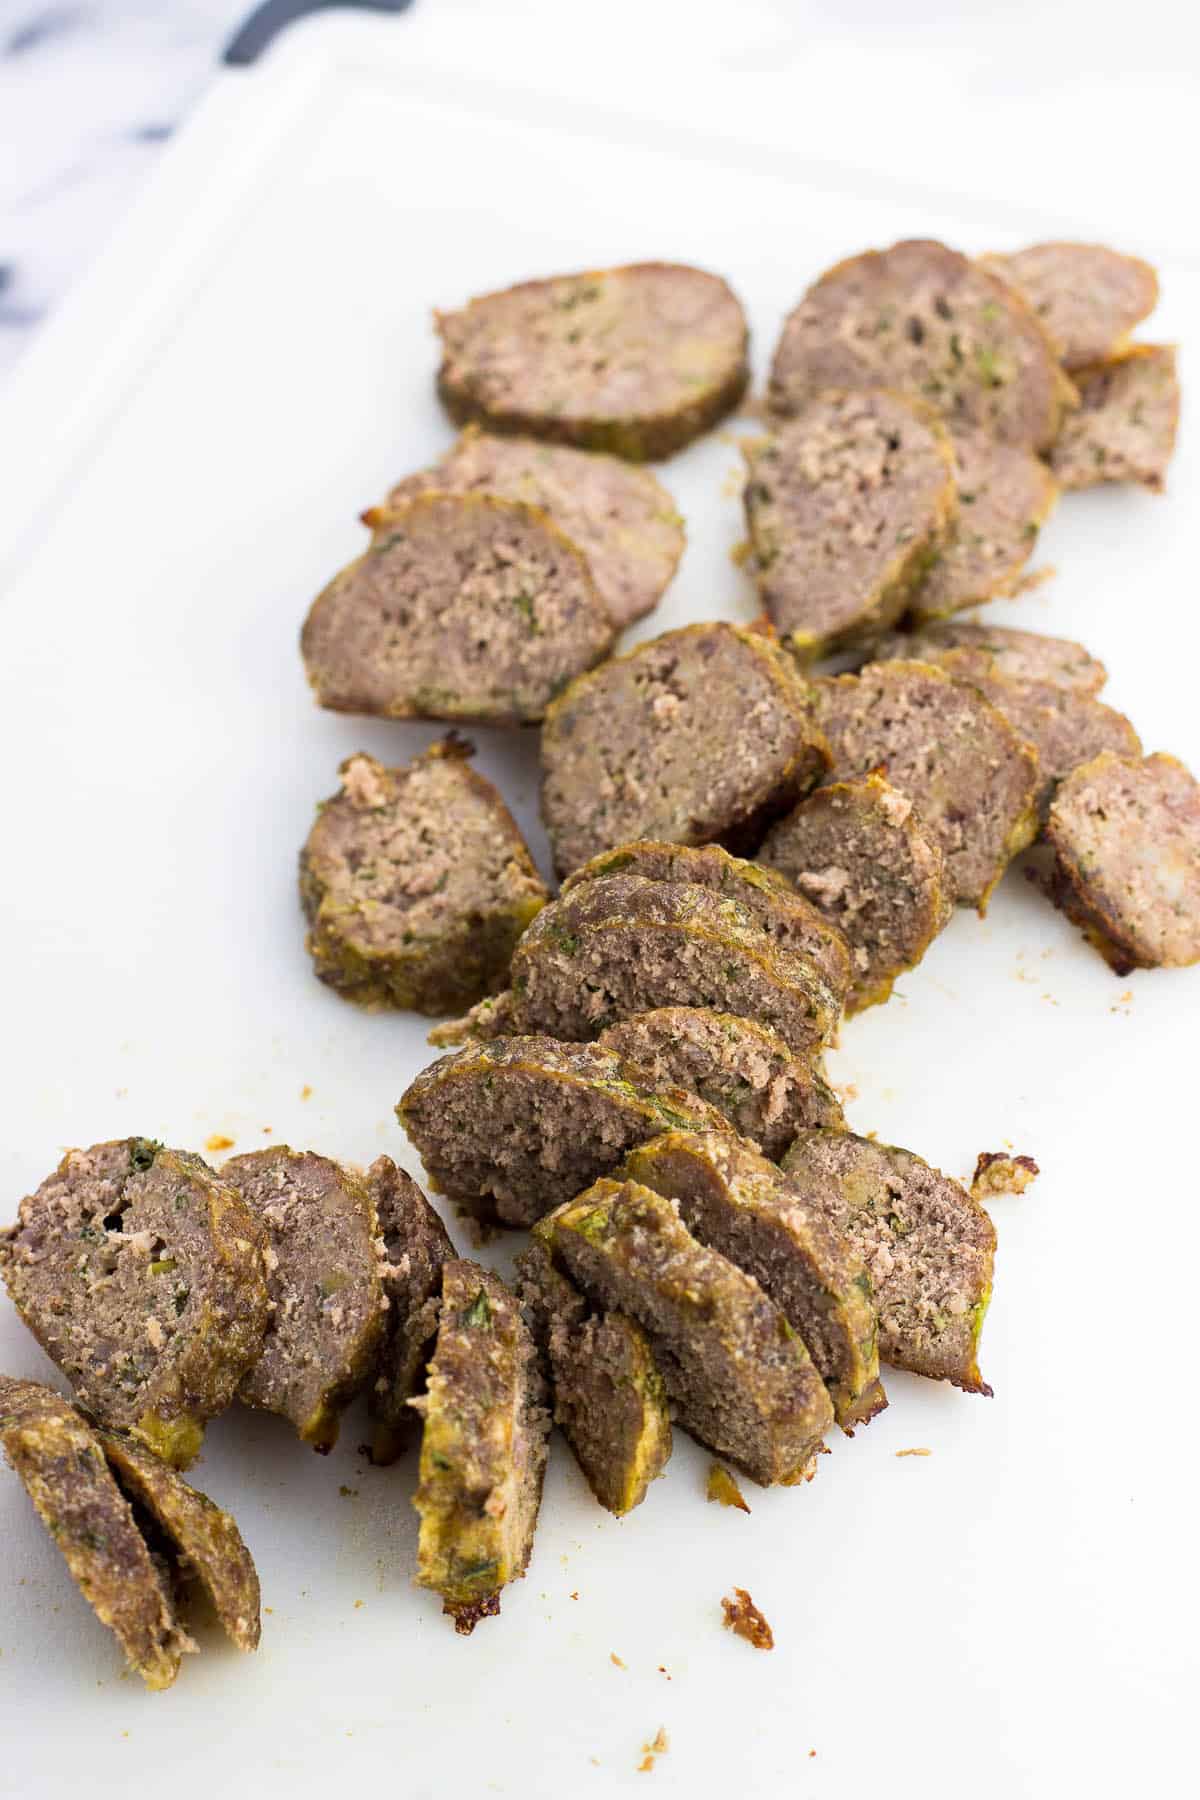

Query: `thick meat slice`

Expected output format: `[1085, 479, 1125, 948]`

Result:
[540, 621, 830, 878]
[1049, 346, 1180, 493]
[599, 1009, 844, 1157]
[435, 262, 749, 460]
[366, 1157, 456, 1465]
[398, 1036, 732, 1228]
[781, 1130, 996, 1393]
[301, 491, 614, 725]
[1044, 751, 1200, 973]
[977, 243, 1159, 369]
[812, 660, 1039, 909]
[759, 774, 952, 1011]
[951, 671, 1142, 821]
[906, 429, 1058, 621]
[411, 1262, 549, 1634]
[872, 621, 1108, 696]
[743, 390, 957, 657]
[299, 741, 548, 1016]
[768, 239, 1072, 449]
[502, 875, 842, 1056]
[0, 1378, 192, 1689]
[517, 1239, 671, 1515]
[96, 1429, 260, 1652]
[378, 426, 685, 628]
[541, 1179, 833, 1485]
[222, 1148, 384, 1453]
[0, 1140, 267, 1468]
[562, 837, 851, 1000]
[622, 1132, 884, 1431]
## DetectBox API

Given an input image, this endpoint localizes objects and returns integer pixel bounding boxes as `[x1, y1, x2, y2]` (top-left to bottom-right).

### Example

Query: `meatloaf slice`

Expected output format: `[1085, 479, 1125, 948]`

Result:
[435, 262, 749, 460]
[365, 1156, 456, 1465]
[950, 671, 1142, 820]
[621, 1132, 884, 1431]
[599, 1008, 844, 1156]
[768, 239, 1072, 449]
[1048, 345, 1180, 493]
[378, 426, 684, 628]
[905, 429, 1058, 621]
[398, 1037, 731, 1228]
[759, 774, 953, 1011]
[301, 491, 614, 725]
[299, 740, 548, 1016]
[871, 621, 1108, 696]
[781, 1130, 996, 1393]
[0, 1377, 192, 1688]
[1044, 750, 1200, 973]
[222, 1148, 384, 1453]
[743, 390, 957, 657]
[517, 1239, 671, 1515]
[0, 1141, 267, 1469]
[540, 621, 829, 878]
[977, 243, 1159, 370]
[541, 1179, 834, 1485]
[411, 1261, 549, 1633]
[812, 659, 1039, 909]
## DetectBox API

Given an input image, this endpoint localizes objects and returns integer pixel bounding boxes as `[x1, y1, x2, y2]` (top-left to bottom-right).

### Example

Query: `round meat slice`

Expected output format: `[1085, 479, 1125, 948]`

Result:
[951, 670, 1142, 821]
[517, 1239, 671, 1516]
[562, 838, 851, 1001]
[905, 428, 1058, 621]
[505, 875, 842, 1056]
[1049, 345, 1180, 493]
[781, 1129, 996, 1394]
[768, 239, 1072, 449]
[96, 1428, 260, 1652]
[621, 1132, 885, 1431]
[977, 243, 1159, 370]
[0, 1141, 268, 1469]
[599, 1008, 844, 1156]
[377, 426, 685, 628]
[219, 1148, 384, 1452]
[365, 1156, 456, 1466]
[812, 660, 1039, 910]
[1044, 751, 1200, 973]
[871, 621, 1108, 696]
[540, 1178, 834, 1486]
[398, 1036, 732, 1228]
[301, 491, 614, 725]
[0, 1377, 192, 1689]
[435, 262, 749, 460]
[742, 390, 957, 658]
[540, 621, 830, 878]
[759, 774, 952, 1012]
[411, 1261, 549, 1634]
[300, 741, 549, 1016]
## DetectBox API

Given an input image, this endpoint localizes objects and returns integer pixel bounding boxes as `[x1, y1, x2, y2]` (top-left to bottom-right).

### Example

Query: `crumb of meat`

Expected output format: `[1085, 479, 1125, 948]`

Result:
[895, 1447, 932, 1457]
[611, 1652, 627, 1669]
[300, 1085, 313, 1101]
[722, 1588, 774, 1650]
[706, 1463, 751, 1513]
[638, 1728, 670, 1771]
[971, 1153, 1040, 1200]
[205, 1134, 235, 1152]
[445, 1592, 501, 1635]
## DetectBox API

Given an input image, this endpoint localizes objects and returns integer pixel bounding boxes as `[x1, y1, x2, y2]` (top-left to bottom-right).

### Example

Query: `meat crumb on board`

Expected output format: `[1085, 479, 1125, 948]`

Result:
[610, 1652, 626, 1669]
[706, 1463, 751, 1513]
[205, 1134, 235, 1152]
[895, 1447, 932, 1458]
[721, 1588, 774, 1650]
[971, 1152, 1040, 1200]
[638, 1727, 670, 1772]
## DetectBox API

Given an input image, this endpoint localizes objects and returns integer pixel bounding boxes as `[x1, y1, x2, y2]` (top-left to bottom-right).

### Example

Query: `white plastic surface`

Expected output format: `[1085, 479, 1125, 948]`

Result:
[0, 21, 1196, 1800]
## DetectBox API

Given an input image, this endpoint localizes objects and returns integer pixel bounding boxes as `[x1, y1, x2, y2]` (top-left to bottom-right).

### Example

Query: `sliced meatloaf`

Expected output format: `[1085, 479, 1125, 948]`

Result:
[977, 242, 1159, 369]
[365, 1156, 456, 1465]
[1049, 345, 1180, 493]
[905, 428, 1058, 621]
[951, 670, 1142, 821]
[871, 620, 1108, 696]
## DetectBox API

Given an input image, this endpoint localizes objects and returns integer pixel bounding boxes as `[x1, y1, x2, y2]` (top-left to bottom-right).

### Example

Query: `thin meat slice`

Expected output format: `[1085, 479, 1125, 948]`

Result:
[871, 621, 1108, 696]
[906, 428, 1058, 621]
[978, 243, 1159, 369]
[1049, 346, 1180, 493]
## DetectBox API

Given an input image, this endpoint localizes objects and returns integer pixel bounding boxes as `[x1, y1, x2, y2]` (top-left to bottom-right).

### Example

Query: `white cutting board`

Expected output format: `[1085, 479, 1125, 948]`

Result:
[1, 16, 1197, 1799]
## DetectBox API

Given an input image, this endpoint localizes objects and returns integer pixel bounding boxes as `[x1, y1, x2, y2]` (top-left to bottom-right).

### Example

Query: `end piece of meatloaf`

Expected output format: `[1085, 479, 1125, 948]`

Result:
[977, 243, 1159, 370]
[540, 621, 830, 878]
[540, 1179, 834, 1486]
[768, 238, 1072, 450]
[377, 426, 685, 629]
[366, 1156, 456, 1466]
[300, 740, 548, 1016]
[904, 428, 1058, 621]
[743, 390, 957, 658]
[871, 621, 1108, 697]
[301, 491, 614, 725]
[622, 1131, 885, 1431]
[434, 261, 749, 460]
[781, 1129, 996, 1394]
[760, 774, 952, 1012]
[1044, 750, 1200, 973]
[411, 1261, 549, 1634]
[1048, 345, 1180, 493]
[0, 1139, 268, 1469]
[398, 1036, 732, 1229]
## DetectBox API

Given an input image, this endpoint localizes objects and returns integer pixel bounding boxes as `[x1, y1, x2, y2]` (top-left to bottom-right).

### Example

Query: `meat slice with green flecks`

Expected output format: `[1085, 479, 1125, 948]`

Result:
[1049, 346, 1180, 493]
[904, 428, 1058, 621]
[871, 621, 1108, 696]
[977, 242, 1159, 370]
[365, 1156, 456, 1466]
[949, 669, 1142, 822]
[781, 1129, 996, 1393]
